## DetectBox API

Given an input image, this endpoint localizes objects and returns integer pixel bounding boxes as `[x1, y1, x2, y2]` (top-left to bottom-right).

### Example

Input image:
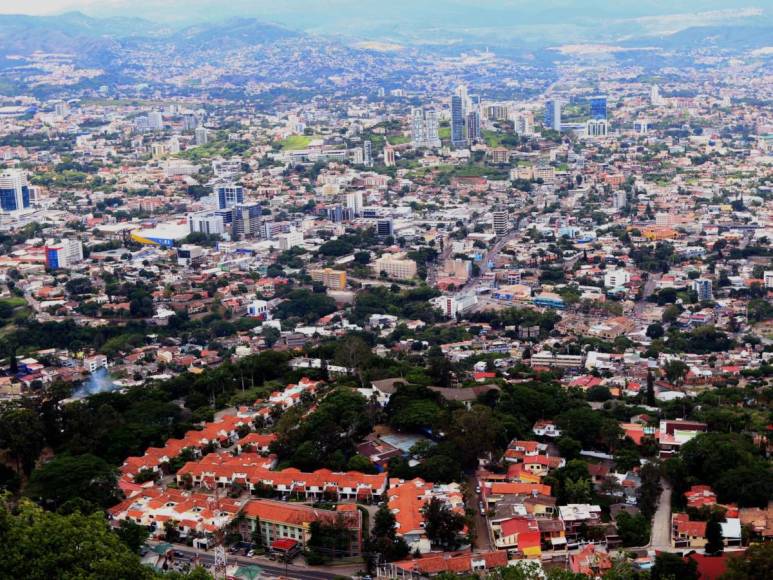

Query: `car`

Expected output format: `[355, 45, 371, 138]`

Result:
[173, 551, 186, 558]
[246, 550, 255, 558]
[475, 486, 481, 494]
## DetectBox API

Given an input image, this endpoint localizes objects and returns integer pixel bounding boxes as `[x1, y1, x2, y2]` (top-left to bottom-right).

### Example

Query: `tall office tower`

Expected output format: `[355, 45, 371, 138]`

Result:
[650, 85, 663, 106]
[194, 127, 209, 145]
[376, 218, 394, 237]
[54, 101, 68, 118]
[455, 84, 470, 113]
[148, 111, 163, 131]
[466, 110, 481, 143]
[492, 210, 509, 235]
[693, 278, 713, 302]
[346, 191, 364, 216]
[216, 184, 244, 209]
[589, 95, 607, 120]
[410, 107, 441, 148]
[0, 169, 30, 213]
[544, 99, 562, 131]
[363, 140, 373, 167]
[613, 191, 627, 210]
[231, 204, 264, 239]
[514, 112, 534, 135]
[351, 147, 364, 165]
[183, 114, 198, 131]
[451, 95, 467, 147]
[383, 144, 396, 167]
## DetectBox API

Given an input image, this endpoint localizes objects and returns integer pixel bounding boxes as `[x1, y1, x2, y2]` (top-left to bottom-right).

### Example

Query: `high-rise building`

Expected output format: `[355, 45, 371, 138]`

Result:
[148, 111, 163, 131]
[194, 126, 208, 145]
[54, 101, 68, 118]
[346, 191, 364, 216]
[589, 95, 607, 120]
[693, 278, 713, 302]
[376, 219, 394, 237]
[216, 184, 244, 209]
[613, 191, 627, 210]
[492, 210, 509, 235]
[188, 211, 226, 236]
[633, 119, 649, 135]
[183, 114, 198, 131]
[650, 85, 663, 106]
[363, 140, 373, 167]
[0, 170, 30, 213]
[514, 112, 534, 135]
[466, 111, 481, 143]
[45, 239, 83, 269]
[231, 204, 263, 239]
[383, 144, 396, 167]
[410, 107, 440, 148]
[544, 99, 562, 131]
[451, 95, 467, 147]
[585, 119, 608, 138]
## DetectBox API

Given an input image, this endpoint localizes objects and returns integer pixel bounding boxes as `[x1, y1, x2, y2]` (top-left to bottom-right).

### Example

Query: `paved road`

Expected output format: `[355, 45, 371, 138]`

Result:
[156, 543, 358, 579]
[465, 474, 493, 552]
[650, 479, 672, 550]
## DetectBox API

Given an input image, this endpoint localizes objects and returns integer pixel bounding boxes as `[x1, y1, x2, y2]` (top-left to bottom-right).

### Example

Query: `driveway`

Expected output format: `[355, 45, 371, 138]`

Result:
[650, 479, 672, 550]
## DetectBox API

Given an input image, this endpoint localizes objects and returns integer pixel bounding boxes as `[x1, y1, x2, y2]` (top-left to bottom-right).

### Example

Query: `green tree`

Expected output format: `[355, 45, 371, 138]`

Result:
[368, 504, 410, 564]
[0, 406, 45, 474]
[652, 552, 698, 580]
[25, 453, 121, 510]
[615, 512, 650, 547]
[0, 497, 154, 579]
[422, 497, 466, 549]
[721, 541, 773, 580]
[705, 512, 724, 555]
[115, 519, 150, 553]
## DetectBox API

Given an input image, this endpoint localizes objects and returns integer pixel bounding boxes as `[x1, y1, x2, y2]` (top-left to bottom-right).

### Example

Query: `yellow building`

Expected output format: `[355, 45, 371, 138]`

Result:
[372, 254, 417, 280]
[310, 268, 347, 290]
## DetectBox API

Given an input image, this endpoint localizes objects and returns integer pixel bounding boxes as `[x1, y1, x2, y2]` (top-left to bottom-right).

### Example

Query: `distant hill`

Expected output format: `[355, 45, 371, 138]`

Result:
[625, 25, 773, 51]
[172, 17, 299, 51]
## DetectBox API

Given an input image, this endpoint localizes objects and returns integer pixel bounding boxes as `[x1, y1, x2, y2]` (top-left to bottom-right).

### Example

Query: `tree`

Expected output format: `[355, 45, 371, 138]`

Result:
[646, 323, 665, 339]
[705, 512, 724, 555]
[448, 405, 506, 468]
[261, 325, 280, 348]
[615, 512, 650, 547]
[645, 370, 656, 406]
[663, 360, 689, 386]
[721, 541, 773, 580]
[25, 453, 121, 510]
[115, 519, 150, 553]
[334, 335, 372, 386]
[368, 505, 410, 564]
[422, 497, 466, 549]
[652, 552, 698, 580]
[0, 497, 154, 579]
[0, 406, 45, 474]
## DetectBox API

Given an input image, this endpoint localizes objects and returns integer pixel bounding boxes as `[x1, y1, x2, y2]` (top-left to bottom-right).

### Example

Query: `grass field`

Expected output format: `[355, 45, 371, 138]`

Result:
[387, 135, 410, 145]
[279, 135, 316, 150]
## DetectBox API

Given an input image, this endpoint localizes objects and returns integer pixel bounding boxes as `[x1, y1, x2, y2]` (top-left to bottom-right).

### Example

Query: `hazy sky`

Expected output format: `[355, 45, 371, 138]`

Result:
[0, 1, 770, 42]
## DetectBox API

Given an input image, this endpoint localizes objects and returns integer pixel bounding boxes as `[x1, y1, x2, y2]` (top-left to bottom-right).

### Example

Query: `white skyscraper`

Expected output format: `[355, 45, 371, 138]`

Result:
[410, 107, 441, 148]
[148, 111, 163, 130]
[346, 191, 364, 216]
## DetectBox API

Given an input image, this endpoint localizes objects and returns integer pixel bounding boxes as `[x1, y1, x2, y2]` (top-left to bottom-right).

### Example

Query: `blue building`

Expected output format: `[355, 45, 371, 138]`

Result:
[544, 99, 562, 131]
[0, 170, 30, 212]
[216, 184, 244, 209]
[589, 95, 607, 120]
[451, 95, 467, 147]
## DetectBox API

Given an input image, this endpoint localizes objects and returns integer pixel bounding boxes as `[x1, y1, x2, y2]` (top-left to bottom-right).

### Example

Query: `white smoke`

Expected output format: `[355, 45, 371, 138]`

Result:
[71, 367, 117, 399]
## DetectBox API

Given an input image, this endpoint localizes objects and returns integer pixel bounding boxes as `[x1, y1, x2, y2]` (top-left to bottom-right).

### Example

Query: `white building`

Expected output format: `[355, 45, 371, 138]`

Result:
[277, 229, 303, 251]
[604, 269, 631, 289]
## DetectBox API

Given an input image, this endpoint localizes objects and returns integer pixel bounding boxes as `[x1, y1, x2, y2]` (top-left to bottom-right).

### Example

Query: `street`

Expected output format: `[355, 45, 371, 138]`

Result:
[156, 543, 358, 579]
[649, 479, 672, 550]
